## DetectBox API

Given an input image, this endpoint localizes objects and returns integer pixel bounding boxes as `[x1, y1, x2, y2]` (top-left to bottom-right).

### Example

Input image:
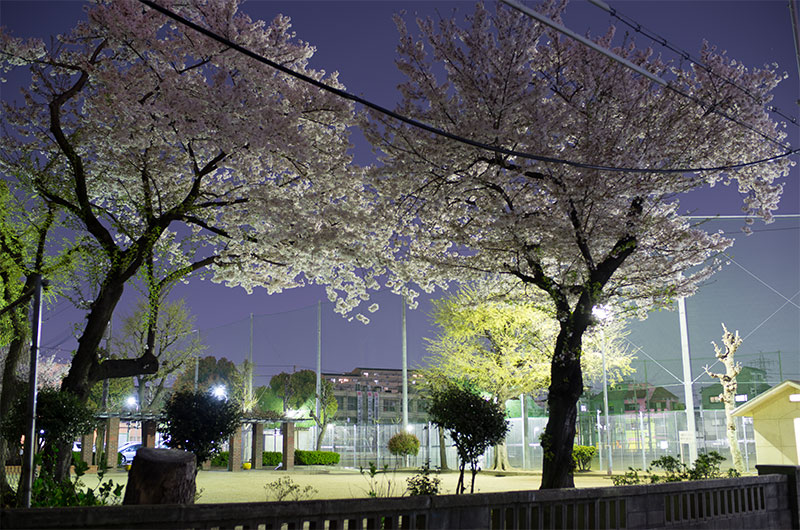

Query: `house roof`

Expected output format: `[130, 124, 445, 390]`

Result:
[731, 380, 800, 416]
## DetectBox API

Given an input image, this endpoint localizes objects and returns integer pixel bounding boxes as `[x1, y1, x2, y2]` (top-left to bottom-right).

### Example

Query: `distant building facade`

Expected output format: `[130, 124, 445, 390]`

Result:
[323, 367, 428, 424]
[585, 381, 682, 414]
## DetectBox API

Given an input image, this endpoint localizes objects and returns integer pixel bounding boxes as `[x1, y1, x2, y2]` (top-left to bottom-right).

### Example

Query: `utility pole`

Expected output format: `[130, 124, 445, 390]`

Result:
[316, 301, 321, 421]
[401, 296, 409, 432]
[21, 274, 44, 508]
[678, 296, 699, 463]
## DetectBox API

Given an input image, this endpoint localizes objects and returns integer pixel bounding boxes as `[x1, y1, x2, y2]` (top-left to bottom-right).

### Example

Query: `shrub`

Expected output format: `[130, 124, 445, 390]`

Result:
[210, 451, 229, 468]
[406, 463, 441, 496]
[160, 390, 242, 466]
[294, 450, 340, 465]
[387, 432, 420, 457]
[611, 451, 737, 485]
[263, 451, 282, 467]
[572, 445, 597, 472]
[264, 476, 318, 501]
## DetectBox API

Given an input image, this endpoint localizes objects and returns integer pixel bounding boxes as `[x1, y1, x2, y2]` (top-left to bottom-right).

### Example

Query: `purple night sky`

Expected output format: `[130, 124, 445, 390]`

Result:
[1, 1, 798, 390]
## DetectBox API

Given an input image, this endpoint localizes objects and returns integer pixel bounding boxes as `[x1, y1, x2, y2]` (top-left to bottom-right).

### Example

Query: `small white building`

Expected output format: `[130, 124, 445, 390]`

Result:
[732, 380, 800, 466]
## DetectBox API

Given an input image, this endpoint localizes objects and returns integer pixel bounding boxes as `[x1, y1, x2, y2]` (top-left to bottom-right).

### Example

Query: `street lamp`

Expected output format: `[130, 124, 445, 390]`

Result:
[592, 306, 613, 476]
[211, 385, 227, 400]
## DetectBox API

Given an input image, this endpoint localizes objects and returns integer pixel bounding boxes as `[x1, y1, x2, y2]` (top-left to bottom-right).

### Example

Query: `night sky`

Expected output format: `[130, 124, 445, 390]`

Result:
[1, 1, 798, 391]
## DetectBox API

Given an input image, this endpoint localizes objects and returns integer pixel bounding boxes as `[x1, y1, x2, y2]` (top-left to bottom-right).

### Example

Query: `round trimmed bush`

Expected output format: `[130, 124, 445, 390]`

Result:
[387, 432, 420, 457]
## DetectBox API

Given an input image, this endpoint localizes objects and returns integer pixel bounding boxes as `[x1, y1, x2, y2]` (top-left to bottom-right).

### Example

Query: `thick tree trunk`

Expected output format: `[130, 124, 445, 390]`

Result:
[540, 316, 587, 489]
[0, 276, 32, 504]
[490, 440, 512, 471]
[123, 448, 196, 504]
[438, 428, 448, 470]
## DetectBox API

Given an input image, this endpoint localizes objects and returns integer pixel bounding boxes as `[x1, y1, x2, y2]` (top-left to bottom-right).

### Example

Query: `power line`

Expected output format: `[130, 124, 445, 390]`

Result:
[138, 0, 798, 175]
[587, 0, 800, 128]
[502, 0, 792, 151]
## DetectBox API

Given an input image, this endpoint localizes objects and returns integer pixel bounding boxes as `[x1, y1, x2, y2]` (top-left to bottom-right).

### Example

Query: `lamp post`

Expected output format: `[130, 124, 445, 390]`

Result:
[211, 385, 227, 400]
[593, 306, 613, 476]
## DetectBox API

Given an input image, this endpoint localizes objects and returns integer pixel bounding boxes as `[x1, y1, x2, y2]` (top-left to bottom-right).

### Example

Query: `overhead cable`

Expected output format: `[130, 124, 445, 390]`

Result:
[502, 0, 792, 151]
[138, 0, 798, 175]
[587, 0, 800, 127]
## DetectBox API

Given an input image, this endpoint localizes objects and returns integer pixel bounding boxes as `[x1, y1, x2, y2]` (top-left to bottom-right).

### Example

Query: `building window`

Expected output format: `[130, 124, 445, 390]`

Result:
[383, 399, 397, 412]
[347, 396, 358, 410]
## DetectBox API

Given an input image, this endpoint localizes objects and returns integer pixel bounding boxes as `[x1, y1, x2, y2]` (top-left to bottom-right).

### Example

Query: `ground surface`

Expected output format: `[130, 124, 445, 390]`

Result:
[90, 467, 617, 504]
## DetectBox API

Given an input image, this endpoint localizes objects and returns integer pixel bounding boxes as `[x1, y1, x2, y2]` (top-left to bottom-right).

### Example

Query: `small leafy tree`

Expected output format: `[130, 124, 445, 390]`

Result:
[115, 299, 206, 412]
[427, 381, 509, 494]
[572, 445, 597, 472]
[269, 370, 317, 413]
[388, 432, 421, 463]
[309, 379, 338, 451]
[160, 390, 241, 472]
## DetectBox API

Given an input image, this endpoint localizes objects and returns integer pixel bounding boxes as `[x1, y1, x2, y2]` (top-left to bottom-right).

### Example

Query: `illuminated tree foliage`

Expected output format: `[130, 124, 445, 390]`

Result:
[424, 287, 633, 470]
[115, 299, 206, 412]
[364, 2, 790, 488]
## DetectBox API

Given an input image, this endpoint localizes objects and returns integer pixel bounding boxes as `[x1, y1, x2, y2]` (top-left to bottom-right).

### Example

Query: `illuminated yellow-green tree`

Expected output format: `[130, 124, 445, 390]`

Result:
[424, 288, 633, 470]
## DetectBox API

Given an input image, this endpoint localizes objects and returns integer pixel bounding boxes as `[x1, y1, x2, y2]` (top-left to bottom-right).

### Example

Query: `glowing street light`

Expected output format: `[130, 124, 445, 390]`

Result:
[211, 385, 227, 400]
[125, 395, 138, 409]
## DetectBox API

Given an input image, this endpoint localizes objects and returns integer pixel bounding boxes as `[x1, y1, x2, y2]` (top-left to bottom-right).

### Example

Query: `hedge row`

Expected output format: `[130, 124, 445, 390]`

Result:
[209, 450, 340, 467]
[295, 450, 340, 465]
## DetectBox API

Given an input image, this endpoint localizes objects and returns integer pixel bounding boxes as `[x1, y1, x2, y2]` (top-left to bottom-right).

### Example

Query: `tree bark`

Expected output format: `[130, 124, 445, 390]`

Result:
[438, 427, 449, 470]
[0, 275, 33, 503]
[315, 423, 327, 452]
[490, 440, 512, 471]
[540, 312, 589, 489]
[123, 448, 196, 505]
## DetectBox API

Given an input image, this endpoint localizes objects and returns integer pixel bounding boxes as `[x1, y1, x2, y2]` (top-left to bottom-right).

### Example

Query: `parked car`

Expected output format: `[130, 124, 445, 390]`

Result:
[117, 442, 142, 465]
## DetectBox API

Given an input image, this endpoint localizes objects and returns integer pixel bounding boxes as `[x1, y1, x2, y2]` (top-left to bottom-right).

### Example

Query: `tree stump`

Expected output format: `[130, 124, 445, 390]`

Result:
[123, 448, 196, 505]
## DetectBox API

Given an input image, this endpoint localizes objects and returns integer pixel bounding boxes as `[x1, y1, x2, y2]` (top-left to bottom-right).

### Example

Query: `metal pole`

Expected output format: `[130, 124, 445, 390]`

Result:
[194, 330, 199, 392]
[597, 409, 603, 472]
[316, 301, 321, 421]
[248, 313, 254, 408]
[678, 296, 699, 463]
[639, 410, 647, 471]
[602, 337, 613, 475]
[520, 394, 528, 469]
[401, 297, 410, 468]
[21, 274, 44, 508]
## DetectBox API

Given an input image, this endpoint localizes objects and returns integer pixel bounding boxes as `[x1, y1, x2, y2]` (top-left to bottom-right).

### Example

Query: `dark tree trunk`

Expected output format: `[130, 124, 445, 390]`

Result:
[0, 275, 33, 504]
[123, 448, 196, 504]
[540, 310, 590, 489]
[438, 427, 448, 470]
[53, 275, 156, 481]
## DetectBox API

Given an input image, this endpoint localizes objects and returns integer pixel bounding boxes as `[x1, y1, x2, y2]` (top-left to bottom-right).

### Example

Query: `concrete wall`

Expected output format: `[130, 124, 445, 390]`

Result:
[2, 472, 797, 530]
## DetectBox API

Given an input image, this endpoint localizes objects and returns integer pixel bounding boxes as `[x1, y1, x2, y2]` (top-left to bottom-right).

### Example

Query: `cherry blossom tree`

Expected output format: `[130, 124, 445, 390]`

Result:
[364, 2, 791, 488]
[0, 0, 389, 480]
